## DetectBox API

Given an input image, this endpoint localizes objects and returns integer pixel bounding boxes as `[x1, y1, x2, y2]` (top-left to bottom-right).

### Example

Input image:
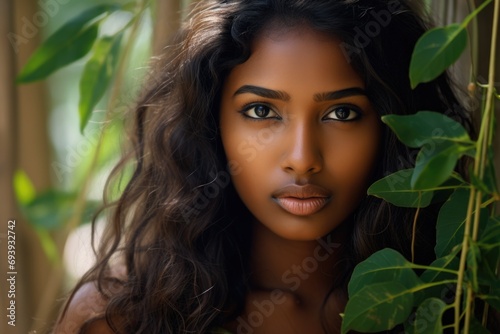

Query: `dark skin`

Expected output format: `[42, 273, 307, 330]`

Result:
[54, 26, 381, 334]
[219, 26, 381, 333]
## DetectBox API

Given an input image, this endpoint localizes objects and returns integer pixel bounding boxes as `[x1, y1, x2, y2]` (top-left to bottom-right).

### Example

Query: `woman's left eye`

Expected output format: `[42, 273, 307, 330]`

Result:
[323, 106, 361, 121]
[242, 104, 279, 119]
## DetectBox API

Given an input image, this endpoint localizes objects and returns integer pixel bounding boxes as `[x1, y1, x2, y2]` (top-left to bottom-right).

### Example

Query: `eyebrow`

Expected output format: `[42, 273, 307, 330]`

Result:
[314, 87, 367, 102]
[233, 85, 367, 102]
[233, 85, 290, 101]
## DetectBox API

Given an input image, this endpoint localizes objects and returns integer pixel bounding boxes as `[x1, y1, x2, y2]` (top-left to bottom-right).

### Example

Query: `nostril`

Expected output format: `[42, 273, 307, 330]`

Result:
[282, 159, 322, 176]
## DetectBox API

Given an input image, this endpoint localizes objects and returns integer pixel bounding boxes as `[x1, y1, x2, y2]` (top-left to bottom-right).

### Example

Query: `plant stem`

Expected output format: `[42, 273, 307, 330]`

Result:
[411, 193, 422, 262]
[455, 187, 475, 334]
[467, 0, 479, 84]
[411, 264, 459, 275]
[456, 0, 499, 332]
[481, 194, 500, 208]
[464, 281, 474, 333]
[461, 0, 493, 28]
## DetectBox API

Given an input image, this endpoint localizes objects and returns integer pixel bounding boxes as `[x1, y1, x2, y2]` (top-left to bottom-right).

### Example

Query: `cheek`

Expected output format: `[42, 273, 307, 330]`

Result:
[221, 118, 281, 169]
[220, 124, 282, 211]
[222, 131, 269, 187]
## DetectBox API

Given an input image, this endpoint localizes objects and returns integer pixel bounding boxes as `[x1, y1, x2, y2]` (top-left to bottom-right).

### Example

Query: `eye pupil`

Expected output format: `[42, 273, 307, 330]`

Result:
[335, 107, 350, 120]
[255, 105, 270, 117]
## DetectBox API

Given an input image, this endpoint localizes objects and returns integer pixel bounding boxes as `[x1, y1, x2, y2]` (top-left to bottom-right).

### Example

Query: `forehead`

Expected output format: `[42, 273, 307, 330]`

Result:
[224, 26, 365, 93]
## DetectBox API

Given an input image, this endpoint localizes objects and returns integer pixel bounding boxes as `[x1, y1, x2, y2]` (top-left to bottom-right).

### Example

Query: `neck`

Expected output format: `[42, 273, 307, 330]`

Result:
[248, 221, 348, 306]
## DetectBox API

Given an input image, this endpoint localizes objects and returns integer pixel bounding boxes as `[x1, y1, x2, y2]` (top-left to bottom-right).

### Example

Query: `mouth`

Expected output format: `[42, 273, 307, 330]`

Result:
[272, 184, 331, 216]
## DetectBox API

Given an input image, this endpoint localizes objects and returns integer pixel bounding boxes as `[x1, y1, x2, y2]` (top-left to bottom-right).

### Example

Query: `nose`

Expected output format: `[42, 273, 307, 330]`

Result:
[281, 122, 323, 176]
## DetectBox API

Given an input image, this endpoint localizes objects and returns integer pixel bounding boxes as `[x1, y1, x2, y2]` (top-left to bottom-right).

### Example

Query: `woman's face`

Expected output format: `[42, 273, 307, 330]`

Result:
[219, 26, 381, 241]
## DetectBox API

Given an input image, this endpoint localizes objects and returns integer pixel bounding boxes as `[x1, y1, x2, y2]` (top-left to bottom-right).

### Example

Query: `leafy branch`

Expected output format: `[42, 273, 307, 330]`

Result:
[14, 0, 153, 329]
[343, 0, 500, 333]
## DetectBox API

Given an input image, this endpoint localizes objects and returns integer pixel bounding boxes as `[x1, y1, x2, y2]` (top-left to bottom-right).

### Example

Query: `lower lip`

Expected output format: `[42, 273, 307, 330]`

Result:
[274, 197, 329, 216]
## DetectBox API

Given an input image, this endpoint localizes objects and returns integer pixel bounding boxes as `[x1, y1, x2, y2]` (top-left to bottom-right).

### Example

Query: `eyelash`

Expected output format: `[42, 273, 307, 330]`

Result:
[239, 103, 362, 121]
[322, 104, 362, 122]
[240, 103, 281, 120]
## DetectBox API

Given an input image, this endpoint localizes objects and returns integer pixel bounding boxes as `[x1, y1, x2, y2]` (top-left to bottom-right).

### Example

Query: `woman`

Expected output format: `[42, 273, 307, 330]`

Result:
[54, 0, 476, 333]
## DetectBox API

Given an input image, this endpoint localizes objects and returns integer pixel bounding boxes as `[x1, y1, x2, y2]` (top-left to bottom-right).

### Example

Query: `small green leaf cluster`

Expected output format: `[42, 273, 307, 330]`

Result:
[13, 171, 100, 263]
[16, 2, 140, 132]
[14, 2, 148, 263]
[342, 1, 499, 333]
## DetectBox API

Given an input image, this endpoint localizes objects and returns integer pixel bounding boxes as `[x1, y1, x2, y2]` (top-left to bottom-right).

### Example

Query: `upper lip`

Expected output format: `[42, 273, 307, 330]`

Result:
[272, 184, 331, 199]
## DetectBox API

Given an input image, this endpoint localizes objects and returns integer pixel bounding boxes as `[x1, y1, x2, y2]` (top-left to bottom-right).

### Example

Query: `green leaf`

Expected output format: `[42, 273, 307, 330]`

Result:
[381, 112, 473, 189]
[418, 253, 458, 305]
[341, 281, 414, 333]
[409, 24, 467, 88]
[484, 147, 499, 194]
[464, 317, 491, 334]
[17, 4, 120, 83]
[435, 188, 470, 257]
[467, 242, 481, 292]
[79, 34, 123, 132]
[420, 251, 459, 284]
[17, 24, 99, 83]
[476, 217, 500, 297]
[480, 216, 500, 247]
[476, 249, 500, 294]
[20, 190, 100, 230]
[382, 112, 471, 148]
[35, 228, 60, 264]
[23, 191, 76, 230]
[478, 278, 500, 311]
[470, 172, 493, 195]
[410, 298, 447, 334]
[13, 170, 36, 205]
[431, 175, 463, 204]
[367, 169, 434, 207]
[468, 149, 498, 195]
[435, 190, 489, 256]
[348, 248, 422, 297]
[412, 141, 470, 190]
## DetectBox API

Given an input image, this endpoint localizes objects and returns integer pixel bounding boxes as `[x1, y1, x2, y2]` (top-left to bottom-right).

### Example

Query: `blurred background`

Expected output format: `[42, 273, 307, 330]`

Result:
[0, 0, 498, 333]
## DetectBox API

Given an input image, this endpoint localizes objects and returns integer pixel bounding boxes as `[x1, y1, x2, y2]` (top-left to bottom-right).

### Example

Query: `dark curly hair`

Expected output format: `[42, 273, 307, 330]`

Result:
[58, 0, 478, 333]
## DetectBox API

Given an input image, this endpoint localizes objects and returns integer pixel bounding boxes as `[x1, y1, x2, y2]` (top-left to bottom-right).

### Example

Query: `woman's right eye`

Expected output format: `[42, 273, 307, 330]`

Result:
[242, 104, 280, 119]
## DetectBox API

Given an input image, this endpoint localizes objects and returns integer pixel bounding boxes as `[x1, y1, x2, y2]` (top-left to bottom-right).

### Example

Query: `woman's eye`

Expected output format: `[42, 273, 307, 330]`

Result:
[242, 104, 279, 119]
[324, 106, 361, 121]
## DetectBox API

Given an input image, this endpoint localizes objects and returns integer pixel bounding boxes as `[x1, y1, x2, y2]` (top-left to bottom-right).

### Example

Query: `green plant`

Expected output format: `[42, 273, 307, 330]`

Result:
[13, 0, 153, 329]
[14, 0, 150, 260]
[341, 0, 500, 333]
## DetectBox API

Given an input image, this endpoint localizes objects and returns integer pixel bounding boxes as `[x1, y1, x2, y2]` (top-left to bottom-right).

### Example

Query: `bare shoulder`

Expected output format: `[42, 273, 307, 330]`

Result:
[53, 281, 114, 333]
[53, 262, 127, 333]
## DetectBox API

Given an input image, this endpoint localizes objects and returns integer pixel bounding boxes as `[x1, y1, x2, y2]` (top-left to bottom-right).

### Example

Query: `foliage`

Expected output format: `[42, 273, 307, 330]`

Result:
[342, 0, 500, 333]
[14, 0, 150, 261]
[17, 1, 140, 132]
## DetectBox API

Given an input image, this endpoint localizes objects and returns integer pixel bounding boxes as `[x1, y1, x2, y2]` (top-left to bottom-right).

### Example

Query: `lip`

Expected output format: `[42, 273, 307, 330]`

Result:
[272, 184, 332, 216]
